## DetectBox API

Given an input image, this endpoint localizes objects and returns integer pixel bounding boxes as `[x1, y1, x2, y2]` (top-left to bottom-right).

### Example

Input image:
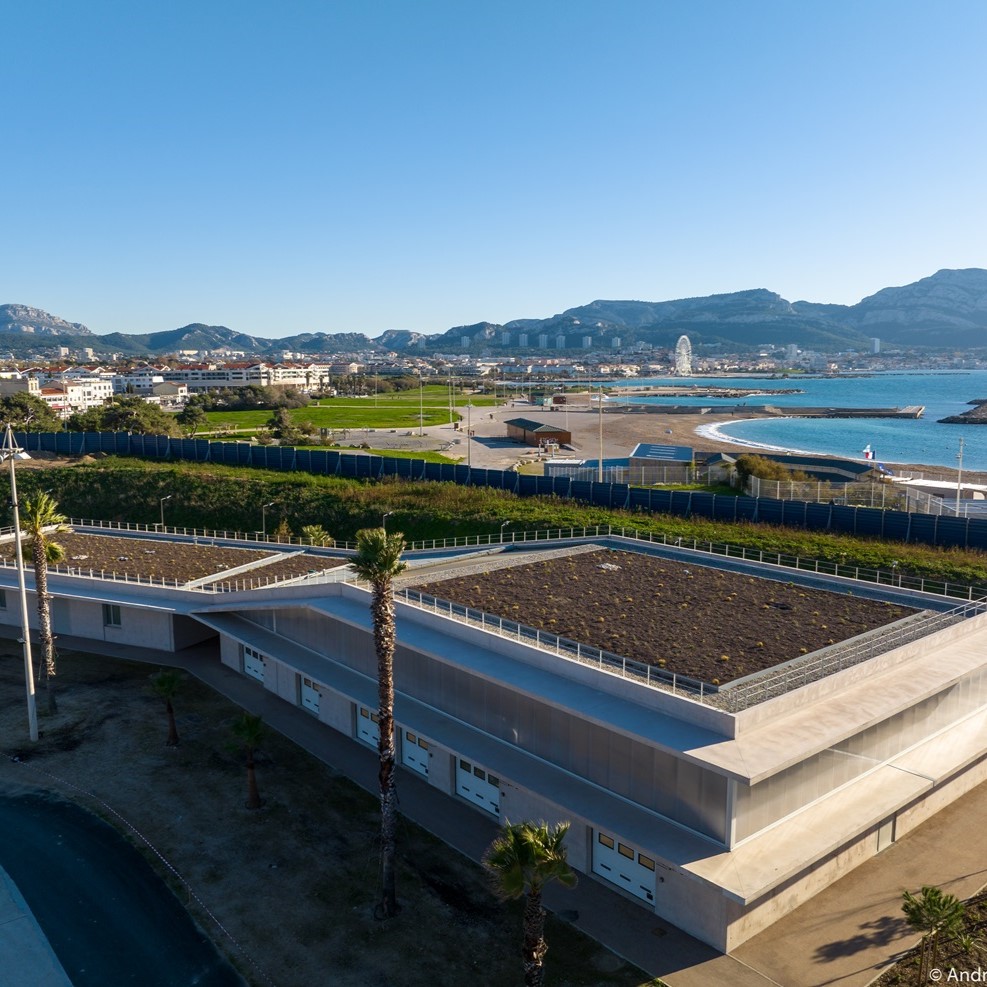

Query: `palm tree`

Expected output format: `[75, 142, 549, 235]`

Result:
[351, 526, 407, 918]
[902, 885, 966, 982]
[22, 492, 68, 714]
[149, 669, 183, 746]
[483, 820, 577, 987]
[231, 713, 266, 809]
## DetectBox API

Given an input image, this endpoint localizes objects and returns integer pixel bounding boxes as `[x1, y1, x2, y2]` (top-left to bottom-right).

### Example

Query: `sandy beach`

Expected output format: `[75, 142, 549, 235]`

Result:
[403, 403, 967, 481]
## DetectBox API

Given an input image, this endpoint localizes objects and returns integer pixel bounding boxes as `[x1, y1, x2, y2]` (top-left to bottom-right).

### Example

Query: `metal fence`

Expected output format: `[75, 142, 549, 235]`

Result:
[14, 430, 987, 550]
[714, 600, 984, 712]
[398, 586, 711, 699]
[50, 518, 987, 602]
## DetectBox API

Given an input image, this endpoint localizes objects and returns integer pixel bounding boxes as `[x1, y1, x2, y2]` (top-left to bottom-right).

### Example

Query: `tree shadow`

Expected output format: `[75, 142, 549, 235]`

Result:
[813, 913, 911, 962]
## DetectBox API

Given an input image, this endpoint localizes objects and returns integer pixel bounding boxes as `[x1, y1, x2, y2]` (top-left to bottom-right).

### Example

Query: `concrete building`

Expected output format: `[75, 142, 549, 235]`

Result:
[0, 528, 984, 955]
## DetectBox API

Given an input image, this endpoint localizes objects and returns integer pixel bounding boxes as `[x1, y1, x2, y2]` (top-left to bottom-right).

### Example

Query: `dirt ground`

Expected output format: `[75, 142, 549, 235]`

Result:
[0, 648, 653, 987]
[412, 549, 916, 685]
[0, 532, 344, 587]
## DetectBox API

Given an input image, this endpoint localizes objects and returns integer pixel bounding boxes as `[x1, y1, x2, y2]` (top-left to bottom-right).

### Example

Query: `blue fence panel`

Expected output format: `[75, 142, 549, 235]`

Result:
[968, 519, 987, 551]
[688, 492, 716, 520]
[804, 502, 833, 531]
[880, 510, 911, 543]
[732, 497, 758, 521]
[648, 489, 674, 514]
[781, 501, 809, 528]
[936, 516, 969, 549]
[378, 457, 400, 477]
[853, 507, 883, 538]
[589, 482, 615, 507]
[668, 491, 695, 517]
[907, 513, 937, 545]
[452, 465, 471, 485]
[534, 477, 557, 497]
[570, 480, 593, 502]
[627, 488, 652, 510]
[517, 475, 540, 497]
[754, 499, 785, 525]
[711, 496, 738, 521]
[423, 463, 444, 482]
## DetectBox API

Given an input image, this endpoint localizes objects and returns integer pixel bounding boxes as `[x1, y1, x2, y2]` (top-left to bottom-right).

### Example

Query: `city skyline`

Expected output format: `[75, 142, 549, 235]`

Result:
[3, 1, 985, 338]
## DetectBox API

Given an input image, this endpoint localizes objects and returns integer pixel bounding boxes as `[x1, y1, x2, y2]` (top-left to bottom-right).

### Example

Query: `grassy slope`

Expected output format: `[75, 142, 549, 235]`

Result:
[17, 457, 987, 585]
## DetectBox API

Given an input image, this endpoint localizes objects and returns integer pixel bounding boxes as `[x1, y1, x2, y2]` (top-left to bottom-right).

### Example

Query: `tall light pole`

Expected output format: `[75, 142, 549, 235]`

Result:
[159, 494, 172, 528]
[2, 425, 38, 742]
[597, 384, 605, 482]
[956, 437, 965, 515]
[467, 402, 473, 469]
[261, 501, 275, 537]
[382, 511, 394, 532]
[418, 369, 425, 437]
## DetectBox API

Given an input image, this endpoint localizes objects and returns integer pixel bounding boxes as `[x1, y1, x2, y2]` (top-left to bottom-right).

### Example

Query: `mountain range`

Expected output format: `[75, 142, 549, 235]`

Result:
[3, 268, 987, 359]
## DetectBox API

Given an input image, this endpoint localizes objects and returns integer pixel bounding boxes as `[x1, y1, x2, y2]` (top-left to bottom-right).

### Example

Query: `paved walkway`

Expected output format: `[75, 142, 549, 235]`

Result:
[0, 866, 72, 987]
[9, 630, 987, 987]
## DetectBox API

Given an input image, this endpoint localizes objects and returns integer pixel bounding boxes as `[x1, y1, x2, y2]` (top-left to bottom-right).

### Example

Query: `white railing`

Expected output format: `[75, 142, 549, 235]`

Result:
[52, 518, 987, 602]
[397, 588, 986, 712]
[716, 600, 985, 712]
[398, 587, 710, 700]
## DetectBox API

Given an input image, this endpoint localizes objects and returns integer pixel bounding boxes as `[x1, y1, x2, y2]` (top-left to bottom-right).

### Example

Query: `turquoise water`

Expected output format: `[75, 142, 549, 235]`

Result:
[623, 371, 987, 472]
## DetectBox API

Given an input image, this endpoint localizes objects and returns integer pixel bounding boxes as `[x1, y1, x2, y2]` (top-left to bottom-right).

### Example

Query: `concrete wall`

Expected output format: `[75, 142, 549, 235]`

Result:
[172, 614, 217, 650]
[220, 635, 240, 671]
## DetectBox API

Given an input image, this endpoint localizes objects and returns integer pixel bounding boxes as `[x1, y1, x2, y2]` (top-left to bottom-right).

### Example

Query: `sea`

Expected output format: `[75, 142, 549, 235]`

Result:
[618, 370, 987, 473]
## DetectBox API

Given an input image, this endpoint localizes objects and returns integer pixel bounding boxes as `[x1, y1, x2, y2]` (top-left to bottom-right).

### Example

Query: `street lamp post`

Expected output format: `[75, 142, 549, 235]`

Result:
[382, 511, 394, 532]
[261, 501, 275, 537]
[500, 520, 512, 542]
[597, 385, 605, 483]
[2, 425, 38, 742]
[159, 494, 172, 529]
[467, 403, 473, 469]
[956, 437, 965, 515]
[418, 369, 424, 437]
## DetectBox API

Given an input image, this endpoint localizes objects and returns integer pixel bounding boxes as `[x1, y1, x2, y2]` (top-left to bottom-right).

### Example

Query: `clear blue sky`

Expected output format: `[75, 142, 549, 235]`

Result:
[3, 1, 985, 338]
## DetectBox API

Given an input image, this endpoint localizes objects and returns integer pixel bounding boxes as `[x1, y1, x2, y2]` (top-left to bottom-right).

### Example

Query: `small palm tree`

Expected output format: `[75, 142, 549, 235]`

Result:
[300, 524, 333, 547]
[484, 820, 577, 987]
[351, 526, 407, 918]
[231, 713, 266, 809]
[22, 492, 69, 714]
[149, 669, 183, 747]
[902, 885, 966, 982]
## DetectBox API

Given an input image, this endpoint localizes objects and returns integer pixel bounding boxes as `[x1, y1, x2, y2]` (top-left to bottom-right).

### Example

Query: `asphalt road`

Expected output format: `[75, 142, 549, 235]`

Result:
[0, 786, 244, 987]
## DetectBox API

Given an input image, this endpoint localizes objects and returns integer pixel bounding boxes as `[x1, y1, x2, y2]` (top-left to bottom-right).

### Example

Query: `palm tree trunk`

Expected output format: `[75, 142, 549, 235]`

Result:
[245, 751, 262, 809]
[165, 699, 179, 747]
[33, 542, 57, 714]
[522, 888, 548, 987]
[373, 580, 400, 917]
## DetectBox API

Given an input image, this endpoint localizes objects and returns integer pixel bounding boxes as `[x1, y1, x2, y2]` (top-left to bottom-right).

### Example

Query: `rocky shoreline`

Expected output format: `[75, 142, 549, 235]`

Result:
[938, 399, 987, 425]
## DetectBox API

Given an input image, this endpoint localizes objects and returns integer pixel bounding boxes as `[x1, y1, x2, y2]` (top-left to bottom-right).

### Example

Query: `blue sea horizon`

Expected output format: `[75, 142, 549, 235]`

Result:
[622, 370, 987, 473]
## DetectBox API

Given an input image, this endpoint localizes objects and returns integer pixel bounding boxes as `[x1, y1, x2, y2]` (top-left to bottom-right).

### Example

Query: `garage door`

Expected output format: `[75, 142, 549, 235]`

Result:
[357, 706, 381, 747]
[456, 758, 500, 816]
[592, 830, 656, 904]
[401, 730, 429, 777]
[300, 676, 320, 714]
[243, 645, 266, 682]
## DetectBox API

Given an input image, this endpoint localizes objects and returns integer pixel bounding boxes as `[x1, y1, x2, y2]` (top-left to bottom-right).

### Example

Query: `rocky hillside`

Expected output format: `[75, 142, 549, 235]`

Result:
[5, 269, 987, 356]
[0, 304, 92, 336]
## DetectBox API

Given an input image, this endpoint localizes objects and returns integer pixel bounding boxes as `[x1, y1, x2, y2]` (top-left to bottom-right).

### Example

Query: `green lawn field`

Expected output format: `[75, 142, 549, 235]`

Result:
[202, 387, 500, 431]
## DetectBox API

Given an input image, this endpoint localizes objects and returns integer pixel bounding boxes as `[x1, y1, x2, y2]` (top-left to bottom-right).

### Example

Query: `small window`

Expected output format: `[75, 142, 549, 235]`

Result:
[618, 843, 634, 860]
[406, 731, 417, 744]
[417, 737, 429, 751]
[598, 833, 615, 849]
[102, 604, 121, 627]
[371, 713, 380, 724]
[638, 854, 655, 871]
[360, 708, 370, 719]
[460, 759, 471, 771]
[473, 766, 486, 781]
[487, 775, 499, 788]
